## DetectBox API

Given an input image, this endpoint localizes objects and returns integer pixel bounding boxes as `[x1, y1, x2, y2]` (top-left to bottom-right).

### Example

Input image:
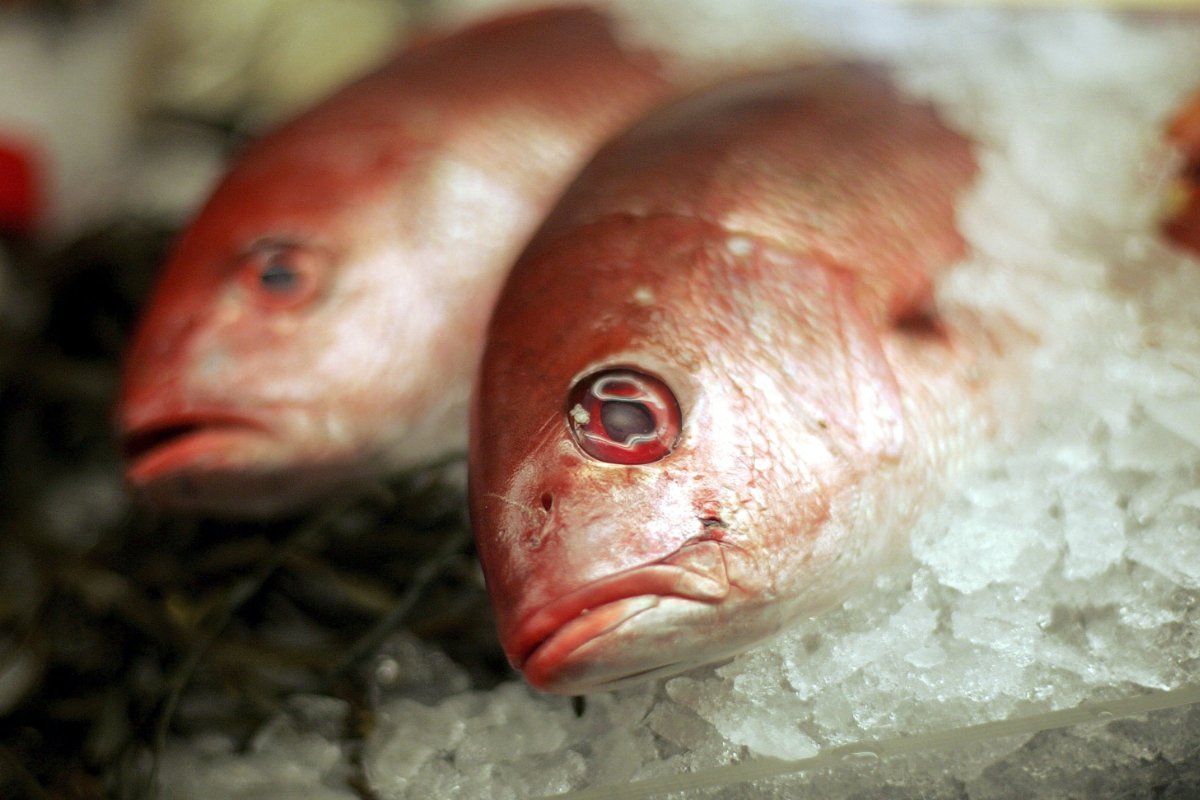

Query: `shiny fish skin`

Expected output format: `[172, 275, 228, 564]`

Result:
[1163, 88, 1200, 255]
[469, 65, 1016, 694]
[117, 7, 673, 516]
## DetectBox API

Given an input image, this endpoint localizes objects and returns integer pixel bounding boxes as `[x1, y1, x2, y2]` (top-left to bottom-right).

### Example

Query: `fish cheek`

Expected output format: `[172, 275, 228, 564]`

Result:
[552, 460, 688, 557]
[689, 410, 831, 601]
[488, 441, 585, 552]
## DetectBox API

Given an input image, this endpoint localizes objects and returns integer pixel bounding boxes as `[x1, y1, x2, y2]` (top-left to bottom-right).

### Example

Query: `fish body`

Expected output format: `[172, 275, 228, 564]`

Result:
[469, 65, 1013, 694]
[1164, 89, 1200, 255]
[117, 7, 672, 515]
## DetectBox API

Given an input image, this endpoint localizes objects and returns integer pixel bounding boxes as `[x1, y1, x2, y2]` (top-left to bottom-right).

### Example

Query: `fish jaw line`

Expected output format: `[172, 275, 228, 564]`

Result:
[520, 595, 742, 694]
[118, 400, 394, 514]
[510, 539, 737, 691]
[121, 410, 275, 486]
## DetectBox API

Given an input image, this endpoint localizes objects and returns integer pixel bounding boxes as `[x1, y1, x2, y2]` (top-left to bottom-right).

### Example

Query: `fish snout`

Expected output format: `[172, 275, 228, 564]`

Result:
[128, 299, 208, 369]
[116, 365, 185, 439]
[115, 312, 277, 505]
[118, 305, 210, 420]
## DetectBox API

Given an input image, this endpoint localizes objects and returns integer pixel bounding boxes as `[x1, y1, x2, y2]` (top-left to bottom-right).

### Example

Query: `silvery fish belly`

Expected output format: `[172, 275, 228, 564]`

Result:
[469, 64, 1020, 694]
[1163, 88, 1200, 255]
[116, 7, 673, 516]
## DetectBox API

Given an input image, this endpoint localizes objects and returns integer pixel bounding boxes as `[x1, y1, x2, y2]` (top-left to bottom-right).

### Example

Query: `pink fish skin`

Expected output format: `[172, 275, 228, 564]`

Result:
[117, 7, 673, 516]
[470, 65, 1015, 694]
[1163, 89, 1200, 255]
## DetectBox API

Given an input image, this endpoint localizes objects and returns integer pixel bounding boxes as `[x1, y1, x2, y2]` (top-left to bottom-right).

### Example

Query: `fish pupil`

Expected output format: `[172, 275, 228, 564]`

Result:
[600, 400, 654, 443]
[260, 259, 298, 292]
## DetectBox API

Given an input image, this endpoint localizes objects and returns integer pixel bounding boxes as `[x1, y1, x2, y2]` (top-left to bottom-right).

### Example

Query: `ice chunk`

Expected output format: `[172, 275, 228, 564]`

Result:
[913, 488, 1057, 594]
[367, 631, 472, 706]
[1173, 489, 1200, 509]
[159, 697, 355, 800]
[668, 670, 819, 760]
[1127, 505, 1200, 589]
[1109, 414, 1200, 472]
[1141, 395, 1200, 451]
[363, 683, 581, 800]
[1061, 479, 1126, 580]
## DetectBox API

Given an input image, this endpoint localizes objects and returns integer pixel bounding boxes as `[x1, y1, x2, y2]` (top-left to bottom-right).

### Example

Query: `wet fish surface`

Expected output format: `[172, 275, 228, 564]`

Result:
[469, 64, 1019, 694]
[117, 6, 673, 515]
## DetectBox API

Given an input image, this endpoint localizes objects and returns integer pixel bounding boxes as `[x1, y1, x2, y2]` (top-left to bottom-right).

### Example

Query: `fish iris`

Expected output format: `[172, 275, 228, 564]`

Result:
[567, 369, 680, 464]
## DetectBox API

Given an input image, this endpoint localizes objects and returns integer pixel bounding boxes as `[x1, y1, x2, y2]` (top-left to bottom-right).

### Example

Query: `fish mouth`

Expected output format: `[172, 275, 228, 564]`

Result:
[512, 539, 736, 693]
[120, 411, 271, 484]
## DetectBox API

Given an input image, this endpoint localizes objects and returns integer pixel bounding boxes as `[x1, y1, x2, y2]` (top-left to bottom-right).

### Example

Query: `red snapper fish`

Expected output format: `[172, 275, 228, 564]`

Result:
[117, 7, 673, 515]
[1163, 88, 1200, 255]
[469, 65, 1019, 694]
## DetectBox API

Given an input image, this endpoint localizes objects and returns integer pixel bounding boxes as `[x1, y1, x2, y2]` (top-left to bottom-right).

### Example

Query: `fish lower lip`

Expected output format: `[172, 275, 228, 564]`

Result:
[121, 414, 267, 477]
[521, 595, 724, 694]
[510, 539, 731, 671]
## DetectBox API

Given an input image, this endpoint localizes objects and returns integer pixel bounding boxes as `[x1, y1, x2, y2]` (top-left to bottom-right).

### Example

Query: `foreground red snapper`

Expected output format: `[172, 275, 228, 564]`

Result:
[117, 7, 672, 515]
[1163, 88, 1200, 255]
[470, 64, 1022, 694]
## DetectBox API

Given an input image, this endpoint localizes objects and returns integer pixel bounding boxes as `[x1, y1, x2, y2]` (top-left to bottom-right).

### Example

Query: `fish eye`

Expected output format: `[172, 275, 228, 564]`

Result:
[259, 258, 299, 291]
[237, 241, 327, 310]
[566, 368, 681, 464]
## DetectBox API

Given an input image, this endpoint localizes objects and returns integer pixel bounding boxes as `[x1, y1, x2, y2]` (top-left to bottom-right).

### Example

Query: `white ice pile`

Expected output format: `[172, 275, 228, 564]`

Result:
[157, 4, 1200, 799]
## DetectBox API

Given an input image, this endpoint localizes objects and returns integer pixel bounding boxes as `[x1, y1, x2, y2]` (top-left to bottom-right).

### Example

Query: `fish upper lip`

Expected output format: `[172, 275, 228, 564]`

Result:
[510, 538, 732, 670]
[120, 410, 270, 466]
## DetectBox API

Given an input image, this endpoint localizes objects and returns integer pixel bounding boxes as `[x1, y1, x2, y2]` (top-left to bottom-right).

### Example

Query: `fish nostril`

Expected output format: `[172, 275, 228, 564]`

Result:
[540, 492, 553, 512]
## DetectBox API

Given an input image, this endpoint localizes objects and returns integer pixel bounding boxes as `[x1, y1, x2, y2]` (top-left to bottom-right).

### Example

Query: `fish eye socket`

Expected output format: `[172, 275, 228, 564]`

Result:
[567, 368, 681, 464]
[237, 241, 327, 310]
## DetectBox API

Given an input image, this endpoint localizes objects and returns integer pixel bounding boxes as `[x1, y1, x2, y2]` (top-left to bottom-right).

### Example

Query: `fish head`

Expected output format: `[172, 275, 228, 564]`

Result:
[470, 216, 885, 694]
[117, 129, 477, 515]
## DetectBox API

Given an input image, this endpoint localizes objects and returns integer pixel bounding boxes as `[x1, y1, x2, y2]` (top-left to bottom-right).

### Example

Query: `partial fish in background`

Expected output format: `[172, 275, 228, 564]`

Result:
[1163, 88, 1200, 255]
[117, 7, 677, 515]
